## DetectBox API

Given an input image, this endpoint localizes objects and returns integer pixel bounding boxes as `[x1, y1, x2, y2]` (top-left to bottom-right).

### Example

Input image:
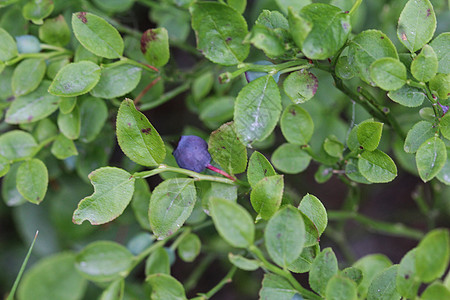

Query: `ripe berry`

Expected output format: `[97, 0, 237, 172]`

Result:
[173, 135, 211, 173]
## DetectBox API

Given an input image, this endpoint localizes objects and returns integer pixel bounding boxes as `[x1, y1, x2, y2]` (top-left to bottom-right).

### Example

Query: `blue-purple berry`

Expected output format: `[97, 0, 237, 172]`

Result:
[173, 135, 211, 173]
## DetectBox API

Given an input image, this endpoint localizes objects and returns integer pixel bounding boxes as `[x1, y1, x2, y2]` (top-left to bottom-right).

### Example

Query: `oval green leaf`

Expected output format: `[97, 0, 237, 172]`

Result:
[430, 32, 450, 74]
[0, 27, 18, 61]
[146, 273, 187, 300]
[280, 104, 314, 145]
[367, 265, 400, 300]
[228, 253, 260, 271]
[12, 58, 46, 96]
[309, 247, 338, 296]
[357, 121, 383, 151]
[75, 241, 134, 282]
[72, 167, 135, 225]
[396, 249, 420, 299]
[271, 143, 311, 174]
[370, 57, 406, 91]
[387, 85, 426, 107]
[397, 0, 436, 52]
[247, 151, 277, 188]
[358, 150, 397, 183]
[189, 2, 249, 66]
[51, 134, 78, 160]
[325, 275, 357, 300]
[283, 70, 318, 104]
[234, 75, 281, 145]
[22, 0, 53, 24]
[209, 197, 254, 248]
[265, 205, 305, 268]
[16, 158, 48, 204]
[0, 130, 37, 162]
[250, 175, 284, 220]
[116, 99, 166, 166]
[79, 97, 108, 143]
[145, 247, 170, 276]
[411, 44, 438, 82]
[404, 121, 436, 153]
[49, 61, 101, 97]
[141, 28, 170, 67]
[208, 122, 247, 175]
[177, 233, 201, 263]
[149, 178, 196, 240]
[57, 107, 81, 140]
[298, 194, 327, 236]
[72, 12, 124, 59]
[90, 64, 142, 99]
[416, 137, 447, 182]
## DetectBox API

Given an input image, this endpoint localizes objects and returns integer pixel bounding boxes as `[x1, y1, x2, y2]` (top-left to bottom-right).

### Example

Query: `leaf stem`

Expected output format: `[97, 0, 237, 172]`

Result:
[7, 231, 38, 300]
[133, 164, 234, 184]
[131, 239, 166, 270]
[169, 227, 191, 251]
[206, 164, 236, 181]
[349, 0, 362, 16]
[134, 76, 161, 105]
[5, 50, 72, 66]
[139, 82, 191, 110]
[192, 266, 237, 299]
[249, 245, 322, 300]
[327, 210, 424, 240]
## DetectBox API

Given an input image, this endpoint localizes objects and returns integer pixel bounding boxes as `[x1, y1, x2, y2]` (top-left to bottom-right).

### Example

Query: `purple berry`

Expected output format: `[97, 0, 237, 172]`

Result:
[173, 135, 211, 173]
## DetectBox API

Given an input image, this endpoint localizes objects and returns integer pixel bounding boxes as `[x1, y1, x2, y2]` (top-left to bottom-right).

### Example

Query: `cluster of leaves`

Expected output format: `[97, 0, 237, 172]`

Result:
[0, 0, 450, 299]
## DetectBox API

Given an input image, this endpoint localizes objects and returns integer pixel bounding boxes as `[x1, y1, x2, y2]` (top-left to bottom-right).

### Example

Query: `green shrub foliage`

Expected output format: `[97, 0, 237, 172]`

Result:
[0, 0, 449, 299]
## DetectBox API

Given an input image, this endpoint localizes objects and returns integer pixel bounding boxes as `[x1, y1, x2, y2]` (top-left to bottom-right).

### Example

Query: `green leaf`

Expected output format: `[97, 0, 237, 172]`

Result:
[250, 175, 284, 220]
[234, 75, 281, 145]
[404, 121, 436, 153]
[149, 178, 196, 240]
[192, 72, 214, 101]
[429, 73, 450, 99]
[16, 159, 48, 204]
[59, 97, 77, 114]
[367, 265, 400, 300]
[151, 4, 190, 43]
[309, 248, 338, 296]
[335, 55, 355, 80]
[348, 30, 398, 85]
[287, 244, 319, 273]
[283, 70, 318, 104]
[325, 275, 357, 300]
[116, 99, 166, 167]
[298, 194, 327, 236]
[209, 197, 254, 248]
[201, 181, 238, 211]
[72, 167, 135, 225]
[90, 64, 142, 99]
[177, 233, 201, 262]
[416, 228, 449, 282]
[411, 45, 438, 82]
[430, 32, 450, 74]
[370, 57, 406, 91]
[259, 274, 297, 300]
[441, 114, 450, 140]
[49, 61, 101, 97]
[297, 3, 351, 60]
[421, 282, 450, 300]
[145, 247, 170, 276]
[38, 15, 71, 47]
[288, 7, 312, 51]
[396, 249, 420, 299]
[357, 121, 383, 151]
[246, 24, 285, 58]
[227, 0, 246, 14]
[51, 134, 78, 160]
[208, 122, 247, 175]
[397, 0, 436, 52]
[353, 254, 392, 299]
[323, 135, 344, 158]
[2, 163, 26, 206]
[0, 130, 37, 162]
[277, 0, 311, 14]
[228, 253, 259, 271]
[342, 267, 363, 286]
[280, 104, 314, 145]
[75, 241, 134, 282]
[79, 97, 108, 143]
[0, 27, 18, 61]
[199, 96, 235, 129]
[416, 137, 447, 182]
[265, 205, 305, 268]
[17, 253, 86, 300]
[0, 154, 10, 178]
[146, 273, 187, 300]
[131, 178, 152, 230]
[12, 58, 46, 96]
[437, 157, 450, 185]
[387, 85, 426, 107]
[57, 107, 81, 140]
[72, 12, 124, 59]
[22, 0, 54, 24]
[247, 151, 277, 188]
[189, 2, 249, 66]
[99, 279, 124, 300]
[271, 143, 311, 174]
[6, 80, 60, 124]
[141, 28, 170, 67]
[358, 150, 397, 183]
[345, 157, 372, 184]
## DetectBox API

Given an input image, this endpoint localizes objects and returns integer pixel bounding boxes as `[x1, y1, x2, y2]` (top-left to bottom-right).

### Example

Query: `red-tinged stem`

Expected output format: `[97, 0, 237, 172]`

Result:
[144, 63, 159, 72]
[206, 164, 236, 181]
[134, 76, 161, 105]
